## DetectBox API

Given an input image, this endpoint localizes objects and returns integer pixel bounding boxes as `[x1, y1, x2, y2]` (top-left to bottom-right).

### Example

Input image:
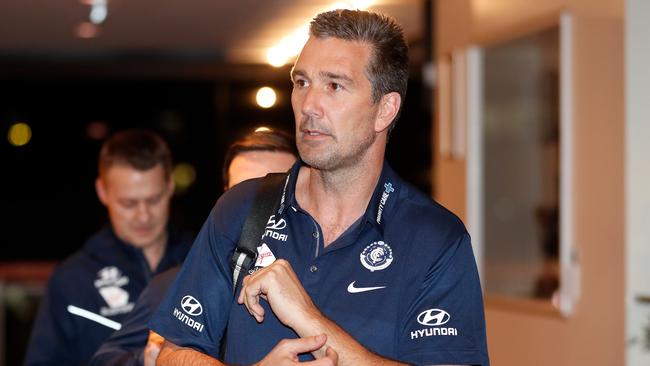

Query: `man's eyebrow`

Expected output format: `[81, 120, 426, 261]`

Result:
[291, 69, 307, 80]
[320, 71, 353, 84]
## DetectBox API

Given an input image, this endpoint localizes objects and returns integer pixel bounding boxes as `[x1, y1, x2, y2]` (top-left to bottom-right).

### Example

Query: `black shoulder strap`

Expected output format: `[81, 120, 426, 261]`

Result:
[230, 172, 287, 294]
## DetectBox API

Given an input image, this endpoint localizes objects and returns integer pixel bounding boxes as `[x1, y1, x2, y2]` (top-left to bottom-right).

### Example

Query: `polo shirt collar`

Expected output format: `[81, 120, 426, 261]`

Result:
[277, 160, 401, 234]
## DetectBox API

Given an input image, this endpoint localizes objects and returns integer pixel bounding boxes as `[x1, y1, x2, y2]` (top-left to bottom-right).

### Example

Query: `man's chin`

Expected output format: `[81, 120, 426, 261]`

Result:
[124, 233, 161, 248]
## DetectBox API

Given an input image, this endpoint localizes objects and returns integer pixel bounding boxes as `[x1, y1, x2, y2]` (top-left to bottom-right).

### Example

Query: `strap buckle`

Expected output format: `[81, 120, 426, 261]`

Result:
[231, 247, 257, 292]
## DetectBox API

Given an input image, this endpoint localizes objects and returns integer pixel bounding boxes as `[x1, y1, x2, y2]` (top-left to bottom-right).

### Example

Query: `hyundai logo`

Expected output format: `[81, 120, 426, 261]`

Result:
[181, 295, 203, 316]
[265, 215, 287, 230]
[417, 308, 450, 326]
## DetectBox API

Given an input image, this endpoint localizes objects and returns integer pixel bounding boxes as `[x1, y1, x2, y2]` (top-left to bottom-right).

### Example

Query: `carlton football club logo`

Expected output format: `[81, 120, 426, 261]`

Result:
[360, 241, 393, 272]
[181, 295, 203, 316]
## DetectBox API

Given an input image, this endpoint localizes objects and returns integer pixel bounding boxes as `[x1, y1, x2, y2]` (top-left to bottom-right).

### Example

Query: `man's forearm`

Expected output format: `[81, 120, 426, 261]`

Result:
[295, 311, 407, 366]
[156, 341, 225, 366]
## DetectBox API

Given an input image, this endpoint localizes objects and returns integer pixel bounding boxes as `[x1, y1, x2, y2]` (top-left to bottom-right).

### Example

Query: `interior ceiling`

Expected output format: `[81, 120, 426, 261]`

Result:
[0, 0, 423, 64]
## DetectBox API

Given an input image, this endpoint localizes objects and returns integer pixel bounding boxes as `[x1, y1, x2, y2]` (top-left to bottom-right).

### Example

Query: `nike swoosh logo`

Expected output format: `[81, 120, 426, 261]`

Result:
[347, 281, 386, 294]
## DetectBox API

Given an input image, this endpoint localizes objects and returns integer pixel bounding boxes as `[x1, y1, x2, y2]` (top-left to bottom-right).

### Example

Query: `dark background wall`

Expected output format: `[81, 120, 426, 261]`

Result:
[0, 65, 431, 261]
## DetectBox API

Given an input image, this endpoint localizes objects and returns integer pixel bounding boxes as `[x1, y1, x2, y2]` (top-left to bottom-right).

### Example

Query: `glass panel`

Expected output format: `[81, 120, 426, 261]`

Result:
[482, 27, 560, 300]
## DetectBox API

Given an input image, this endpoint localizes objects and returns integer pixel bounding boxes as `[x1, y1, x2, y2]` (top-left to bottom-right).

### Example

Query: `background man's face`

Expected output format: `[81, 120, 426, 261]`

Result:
[291, 36, 380, 171]
[228, 150, 296, 188]
[96, 163, 173, 249]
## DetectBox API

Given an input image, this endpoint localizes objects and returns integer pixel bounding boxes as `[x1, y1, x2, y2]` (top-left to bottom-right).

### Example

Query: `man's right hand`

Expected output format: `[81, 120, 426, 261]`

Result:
[157, 335, 337, 366]
[254, 334, 338, 366]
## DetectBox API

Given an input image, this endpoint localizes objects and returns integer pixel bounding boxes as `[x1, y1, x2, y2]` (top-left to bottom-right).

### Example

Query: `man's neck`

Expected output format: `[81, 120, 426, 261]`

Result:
[296, 151, 384, 247]
[142, 233, 167, 272]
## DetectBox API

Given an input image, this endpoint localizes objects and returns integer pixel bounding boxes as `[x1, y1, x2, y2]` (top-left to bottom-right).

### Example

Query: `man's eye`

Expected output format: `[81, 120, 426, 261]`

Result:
[329, 82, 342, 91]
[120, 201, 137, 209]
[294, 79, 307, 88]
[147, 195, 163, 205]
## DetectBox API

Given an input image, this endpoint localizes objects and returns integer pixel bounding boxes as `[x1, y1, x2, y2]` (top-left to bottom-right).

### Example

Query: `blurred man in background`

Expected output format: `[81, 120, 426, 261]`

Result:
[90, 128, 298, 366]
[25, 129, 193, 365]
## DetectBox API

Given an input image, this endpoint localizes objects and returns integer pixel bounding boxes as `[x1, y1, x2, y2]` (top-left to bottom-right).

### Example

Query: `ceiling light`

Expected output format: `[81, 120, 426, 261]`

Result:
[256, 87, 277, 108]
[172, 163, 197, 194]
[90, 3, 107, 24]
[8, 122, 32, 147]
[254, 126, 273, 133]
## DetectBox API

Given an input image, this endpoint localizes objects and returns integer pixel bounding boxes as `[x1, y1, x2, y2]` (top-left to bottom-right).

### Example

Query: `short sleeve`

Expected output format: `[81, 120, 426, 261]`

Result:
[148, 180, 258, 357]
[396, 233, 489, 366]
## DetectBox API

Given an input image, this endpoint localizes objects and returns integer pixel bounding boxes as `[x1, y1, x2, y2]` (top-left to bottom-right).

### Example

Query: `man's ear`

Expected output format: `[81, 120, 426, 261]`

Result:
[95, 177, 108, 205]
[374, 92, 401, 133]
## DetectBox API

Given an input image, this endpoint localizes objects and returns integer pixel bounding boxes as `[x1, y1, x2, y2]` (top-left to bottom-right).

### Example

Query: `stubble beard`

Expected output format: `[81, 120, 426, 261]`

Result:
[298, 122, 376, 173]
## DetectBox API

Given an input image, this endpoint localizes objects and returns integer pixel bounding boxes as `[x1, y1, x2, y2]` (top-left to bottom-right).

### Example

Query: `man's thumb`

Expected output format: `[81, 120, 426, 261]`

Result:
[287, 334, 328, 353]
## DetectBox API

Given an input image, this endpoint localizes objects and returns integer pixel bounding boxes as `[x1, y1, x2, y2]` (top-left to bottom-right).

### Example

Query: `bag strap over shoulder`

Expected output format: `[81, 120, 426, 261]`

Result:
[230, 172, 287, 294]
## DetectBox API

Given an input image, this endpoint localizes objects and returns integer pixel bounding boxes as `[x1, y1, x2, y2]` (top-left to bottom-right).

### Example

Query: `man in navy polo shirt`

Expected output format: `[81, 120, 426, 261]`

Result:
[151, 9, 489, 366]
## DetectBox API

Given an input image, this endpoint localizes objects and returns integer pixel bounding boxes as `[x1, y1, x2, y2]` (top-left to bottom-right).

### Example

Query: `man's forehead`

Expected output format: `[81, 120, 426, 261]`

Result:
[102, 163, 168, 184]
[292, 37, 372, 77]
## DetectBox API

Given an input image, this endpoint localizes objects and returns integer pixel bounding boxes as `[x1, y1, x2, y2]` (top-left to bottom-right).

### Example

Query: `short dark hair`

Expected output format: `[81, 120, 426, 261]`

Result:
[309, 9, 409, 131]
[99, 129, 172, 180]
[222, 129, 298, 188]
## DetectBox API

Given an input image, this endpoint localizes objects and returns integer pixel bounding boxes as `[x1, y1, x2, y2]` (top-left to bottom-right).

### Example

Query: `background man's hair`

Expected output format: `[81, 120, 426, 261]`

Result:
[309, 9, 409, 131]
[222, 129, 298, 187]
[98, 129, 172, 179]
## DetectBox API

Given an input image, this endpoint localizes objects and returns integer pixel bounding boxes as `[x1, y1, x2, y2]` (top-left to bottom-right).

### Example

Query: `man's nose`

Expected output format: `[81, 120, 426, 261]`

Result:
[300, 87, 323, 119]
[135, 202, 151, 222]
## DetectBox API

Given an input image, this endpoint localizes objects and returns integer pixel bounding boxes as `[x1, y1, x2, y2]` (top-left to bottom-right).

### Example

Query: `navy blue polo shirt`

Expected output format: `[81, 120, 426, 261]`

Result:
[25, 227, 192, 366]
[150, 161, 489, 366]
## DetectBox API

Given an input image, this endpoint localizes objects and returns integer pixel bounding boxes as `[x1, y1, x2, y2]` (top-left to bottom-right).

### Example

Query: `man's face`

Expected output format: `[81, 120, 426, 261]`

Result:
[291, 36, 382, 171]
[227, 150, 296, 188]
[96, 163, 173, 249]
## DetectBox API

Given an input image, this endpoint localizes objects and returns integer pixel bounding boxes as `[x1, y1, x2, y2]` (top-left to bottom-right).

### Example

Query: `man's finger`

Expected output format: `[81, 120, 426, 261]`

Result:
[302, 344, 338, 366]
[279, 334, 328, 355]
[240, 280, 266, 322]
[324, 345, 339, 363]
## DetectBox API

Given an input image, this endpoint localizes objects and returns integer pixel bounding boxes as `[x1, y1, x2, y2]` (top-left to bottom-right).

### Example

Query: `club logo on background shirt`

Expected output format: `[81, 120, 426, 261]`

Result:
[410, 308, 458, 339]
[94, 266, 129, 288]
[94, 266, 134, 316]
[263, 215, 288, 242]
[180, 295, 203, 316]
[360, 241, 393, 272]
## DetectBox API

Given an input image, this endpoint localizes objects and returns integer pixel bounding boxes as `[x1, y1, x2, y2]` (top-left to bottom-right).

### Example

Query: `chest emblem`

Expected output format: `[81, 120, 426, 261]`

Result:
[360, 241, 394, 272]
[254, 243, 277, 268]
[94, 266, 134, 317]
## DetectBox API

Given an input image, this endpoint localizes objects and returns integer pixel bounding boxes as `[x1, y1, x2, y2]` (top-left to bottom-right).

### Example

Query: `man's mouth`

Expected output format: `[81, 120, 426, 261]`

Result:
[304, 129, 326, 136]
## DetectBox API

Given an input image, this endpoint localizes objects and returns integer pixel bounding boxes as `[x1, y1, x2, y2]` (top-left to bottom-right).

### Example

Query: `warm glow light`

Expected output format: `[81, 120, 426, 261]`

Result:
[76, 22, 99, 38]
[267, 47, 288, 67]
[266, 25, 309, 67]
[330, 0, 374, 10]
[255, 126, 273, 133]
[8, 123, 32, 147]
[172, 163, 197, 193]
[349, 0, 374, 9]
[86, 121, 109, 140]
[265, 1, 373, 67]
[256, 87, 277, 108]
